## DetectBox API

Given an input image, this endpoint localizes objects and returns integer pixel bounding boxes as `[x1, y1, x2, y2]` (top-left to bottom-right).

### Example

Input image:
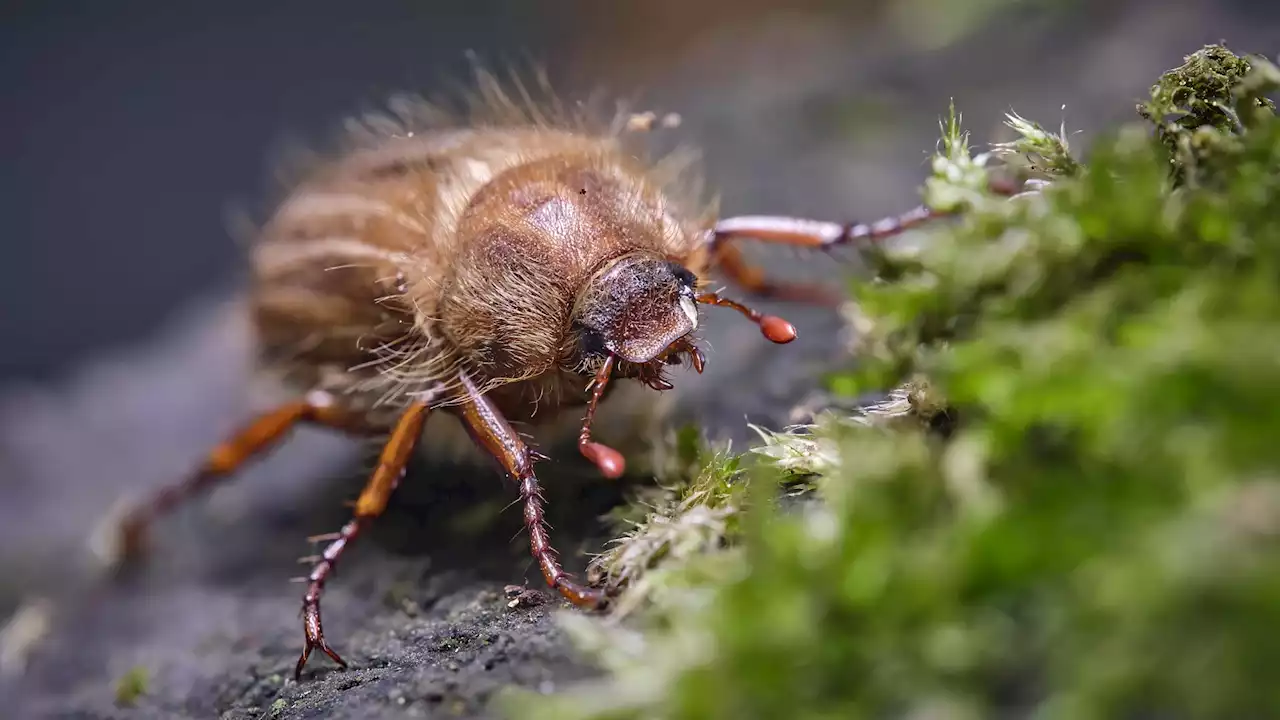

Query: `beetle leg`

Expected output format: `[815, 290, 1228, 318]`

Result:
[295, 400, 431, 680]
[453, 371, 607, 610]
[710, 242, 845, 307]
[707, 205, 942, 307]
[116, 394, 385, 564]
[708, 179, 1025, 303]
[712, 204, 940, 253]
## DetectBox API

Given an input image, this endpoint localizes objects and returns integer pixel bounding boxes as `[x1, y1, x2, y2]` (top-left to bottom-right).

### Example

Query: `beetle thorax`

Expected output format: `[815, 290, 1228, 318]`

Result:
[437, 151, 683, 383]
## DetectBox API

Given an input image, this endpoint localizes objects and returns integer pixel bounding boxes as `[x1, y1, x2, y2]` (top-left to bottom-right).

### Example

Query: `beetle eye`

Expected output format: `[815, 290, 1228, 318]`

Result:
[577, 323, 608, 358]
[671, 264, 697, 289]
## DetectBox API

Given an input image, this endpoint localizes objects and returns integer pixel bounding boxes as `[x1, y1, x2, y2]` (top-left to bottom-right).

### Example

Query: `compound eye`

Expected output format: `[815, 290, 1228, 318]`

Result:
[577, 324, 609, 358]
[671, 265, 698, 289]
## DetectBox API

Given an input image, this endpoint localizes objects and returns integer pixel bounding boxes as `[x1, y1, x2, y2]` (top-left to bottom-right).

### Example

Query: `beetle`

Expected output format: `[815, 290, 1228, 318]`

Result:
[112, 71, 953, 680]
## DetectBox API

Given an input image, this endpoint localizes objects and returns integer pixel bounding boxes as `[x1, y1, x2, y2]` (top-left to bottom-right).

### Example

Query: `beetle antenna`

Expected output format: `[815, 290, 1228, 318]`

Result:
[695, 292, 798, 344]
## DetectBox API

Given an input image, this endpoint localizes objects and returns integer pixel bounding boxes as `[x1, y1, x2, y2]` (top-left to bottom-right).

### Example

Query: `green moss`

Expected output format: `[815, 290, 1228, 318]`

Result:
[1136, 44, 1278, 187]
[502, 44, 1280, 719]
[584, 426, 751, 618]
[993, 110, 1083, 179]
[114, 665, 149, 707]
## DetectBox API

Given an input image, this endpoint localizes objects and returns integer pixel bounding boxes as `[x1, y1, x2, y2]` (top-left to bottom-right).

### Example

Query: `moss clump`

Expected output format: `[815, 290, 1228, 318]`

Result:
[584, 427, 750, 619]
[114, 665, 149, 707]
[1136, 44, 1279, 187]
[502, 44, 1280, 719]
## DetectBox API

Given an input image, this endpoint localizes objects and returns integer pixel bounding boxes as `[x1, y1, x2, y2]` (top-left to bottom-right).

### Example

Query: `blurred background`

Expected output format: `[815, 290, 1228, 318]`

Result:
[1, 0, 1277, 714]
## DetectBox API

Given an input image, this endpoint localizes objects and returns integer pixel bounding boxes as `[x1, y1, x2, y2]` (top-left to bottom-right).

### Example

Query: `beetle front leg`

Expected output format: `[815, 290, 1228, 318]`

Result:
[709, 178, 1027, 304]
[713, 204, 940, 253]
[707, 205, 942, 307]
[453, 372, 607, 609]
[295, 400, 432, 680]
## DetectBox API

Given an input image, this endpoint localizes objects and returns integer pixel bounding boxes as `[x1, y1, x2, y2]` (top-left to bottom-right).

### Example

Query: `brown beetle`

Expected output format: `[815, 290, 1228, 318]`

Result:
[112, 71, 951, 680]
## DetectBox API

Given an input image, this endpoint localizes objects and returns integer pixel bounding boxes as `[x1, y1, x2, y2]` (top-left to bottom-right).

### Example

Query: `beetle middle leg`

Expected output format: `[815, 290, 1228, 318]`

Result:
[116, 393, 387, 565]
[453, 371, 607, 610]
[710, 242, 845, 307]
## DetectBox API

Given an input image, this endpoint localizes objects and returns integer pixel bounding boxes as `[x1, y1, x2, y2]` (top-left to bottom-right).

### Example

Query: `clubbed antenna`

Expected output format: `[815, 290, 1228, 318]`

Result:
[696, 292, 798, 344]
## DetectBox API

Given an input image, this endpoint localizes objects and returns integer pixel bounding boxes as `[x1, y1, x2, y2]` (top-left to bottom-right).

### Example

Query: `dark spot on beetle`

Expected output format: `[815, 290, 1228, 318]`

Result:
[365, 160, 410, 180]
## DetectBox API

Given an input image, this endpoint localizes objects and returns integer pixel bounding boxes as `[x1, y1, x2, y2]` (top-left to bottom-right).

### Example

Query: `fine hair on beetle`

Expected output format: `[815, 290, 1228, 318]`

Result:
[109, 62, 977, 681]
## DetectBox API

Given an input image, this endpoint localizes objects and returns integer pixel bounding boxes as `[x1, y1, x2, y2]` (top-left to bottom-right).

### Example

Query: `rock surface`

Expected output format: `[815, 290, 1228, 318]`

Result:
[0, 292, 845, 720]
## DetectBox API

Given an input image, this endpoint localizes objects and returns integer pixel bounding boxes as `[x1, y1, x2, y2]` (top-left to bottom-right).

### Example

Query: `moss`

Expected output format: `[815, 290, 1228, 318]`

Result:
[584, 426, 751, 618]
[502, 44, 1280, 719]
[114, 665, 149, 707]
[1136, 44, 1279, 187]
[992, 110, 1083, 179]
